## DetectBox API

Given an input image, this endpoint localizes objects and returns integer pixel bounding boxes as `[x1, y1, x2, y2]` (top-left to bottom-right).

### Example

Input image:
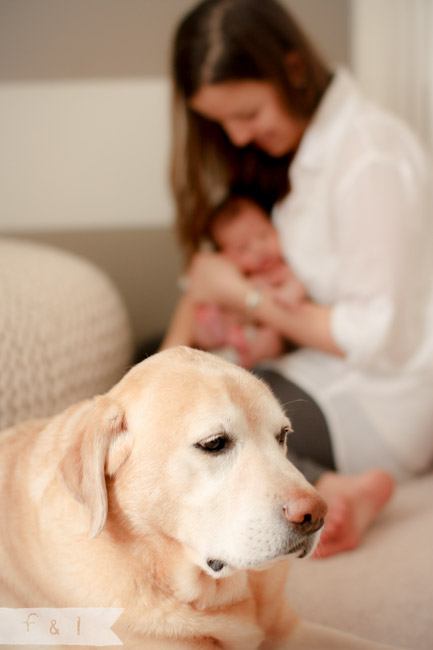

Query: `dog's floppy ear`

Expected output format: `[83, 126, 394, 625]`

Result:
[58, 395, 132, 539]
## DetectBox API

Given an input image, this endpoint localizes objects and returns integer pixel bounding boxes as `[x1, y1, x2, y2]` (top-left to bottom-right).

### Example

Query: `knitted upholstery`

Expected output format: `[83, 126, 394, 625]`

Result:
[0, 238, 133, 429]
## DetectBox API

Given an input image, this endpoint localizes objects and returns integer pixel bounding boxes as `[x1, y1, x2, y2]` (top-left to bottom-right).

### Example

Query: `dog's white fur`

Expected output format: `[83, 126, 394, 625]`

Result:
[0, 347, 396, 649]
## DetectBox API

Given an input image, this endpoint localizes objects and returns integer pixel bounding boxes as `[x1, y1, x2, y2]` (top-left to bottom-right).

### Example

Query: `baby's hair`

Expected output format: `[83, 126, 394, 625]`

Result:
[206, 194, 269, 243]
[206, 195, 269, 248]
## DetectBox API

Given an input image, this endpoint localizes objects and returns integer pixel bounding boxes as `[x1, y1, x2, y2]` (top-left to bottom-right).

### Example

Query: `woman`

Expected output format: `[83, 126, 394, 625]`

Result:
[166, 0, 433, 556]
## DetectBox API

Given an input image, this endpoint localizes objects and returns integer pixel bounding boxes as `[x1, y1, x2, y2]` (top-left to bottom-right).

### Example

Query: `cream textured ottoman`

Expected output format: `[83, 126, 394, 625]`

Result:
[0, 238, 133, 429]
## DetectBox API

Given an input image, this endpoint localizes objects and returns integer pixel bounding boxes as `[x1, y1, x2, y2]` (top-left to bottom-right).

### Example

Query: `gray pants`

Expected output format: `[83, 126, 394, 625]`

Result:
[253, 368, 335, 484]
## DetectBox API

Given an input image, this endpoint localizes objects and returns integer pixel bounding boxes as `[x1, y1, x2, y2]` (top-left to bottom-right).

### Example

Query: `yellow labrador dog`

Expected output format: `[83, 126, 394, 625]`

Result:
[0, 347, 395, 649]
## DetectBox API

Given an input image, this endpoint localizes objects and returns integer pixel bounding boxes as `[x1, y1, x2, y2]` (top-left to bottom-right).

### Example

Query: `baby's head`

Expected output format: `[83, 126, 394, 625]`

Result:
[209, 197, 282, 274]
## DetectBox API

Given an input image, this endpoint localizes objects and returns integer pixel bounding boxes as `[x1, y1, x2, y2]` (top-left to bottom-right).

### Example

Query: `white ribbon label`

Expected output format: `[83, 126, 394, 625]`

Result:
[0, 608, 123, 645]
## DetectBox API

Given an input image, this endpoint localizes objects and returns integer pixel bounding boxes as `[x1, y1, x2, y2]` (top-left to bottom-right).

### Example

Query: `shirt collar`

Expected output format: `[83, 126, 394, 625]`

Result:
[292, 67, 362, 172]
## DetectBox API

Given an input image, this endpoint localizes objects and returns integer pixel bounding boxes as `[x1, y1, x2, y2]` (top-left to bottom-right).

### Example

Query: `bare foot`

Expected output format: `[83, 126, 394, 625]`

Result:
[312, 469, 395, 558]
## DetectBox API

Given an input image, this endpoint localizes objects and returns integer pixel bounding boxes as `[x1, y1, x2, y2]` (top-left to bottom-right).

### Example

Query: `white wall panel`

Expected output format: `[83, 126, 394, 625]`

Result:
[0, 78, 173, 231]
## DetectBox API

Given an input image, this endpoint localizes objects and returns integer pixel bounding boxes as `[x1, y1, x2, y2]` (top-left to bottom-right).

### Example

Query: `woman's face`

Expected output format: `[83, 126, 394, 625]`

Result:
[190, 80, 307, 157]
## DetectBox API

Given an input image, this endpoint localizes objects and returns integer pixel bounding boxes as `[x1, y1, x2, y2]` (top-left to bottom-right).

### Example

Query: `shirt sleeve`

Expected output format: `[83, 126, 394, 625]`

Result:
[329, 152, 427, 369]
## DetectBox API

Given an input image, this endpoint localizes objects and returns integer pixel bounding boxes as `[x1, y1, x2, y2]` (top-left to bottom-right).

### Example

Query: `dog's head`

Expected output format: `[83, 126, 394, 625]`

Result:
[58, 347, 326, 578]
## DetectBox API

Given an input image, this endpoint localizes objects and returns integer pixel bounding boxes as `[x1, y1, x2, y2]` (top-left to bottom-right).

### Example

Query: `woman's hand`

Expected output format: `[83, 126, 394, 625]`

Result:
[187, 252, 250, 308]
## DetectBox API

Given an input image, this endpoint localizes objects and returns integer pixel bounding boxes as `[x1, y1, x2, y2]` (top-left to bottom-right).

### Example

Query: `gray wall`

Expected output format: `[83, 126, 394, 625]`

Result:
[0, 0, 350, 80]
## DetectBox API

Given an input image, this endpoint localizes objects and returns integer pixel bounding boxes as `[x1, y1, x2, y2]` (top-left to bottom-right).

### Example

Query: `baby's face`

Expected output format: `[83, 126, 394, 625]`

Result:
[212, 202, 281, 274]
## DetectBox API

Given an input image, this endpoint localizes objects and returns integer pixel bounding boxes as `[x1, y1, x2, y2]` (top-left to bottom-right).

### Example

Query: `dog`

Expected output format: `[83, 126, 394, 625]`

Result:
[0, 346, 397, 649]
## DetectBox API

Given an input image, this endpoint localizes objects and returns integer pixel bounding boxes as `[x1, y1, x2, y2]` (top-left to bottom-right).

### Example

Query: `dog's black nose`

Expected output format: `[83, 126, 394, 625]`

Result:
[207, 559, 226, 572]
[283, 493, 327, 534]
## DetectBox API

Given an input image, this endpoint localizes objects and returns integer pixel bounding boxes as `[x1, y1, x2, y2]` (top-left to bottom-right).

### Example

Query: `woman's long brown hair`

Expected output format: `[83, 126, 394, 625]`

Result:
[170, 0, 332, 259]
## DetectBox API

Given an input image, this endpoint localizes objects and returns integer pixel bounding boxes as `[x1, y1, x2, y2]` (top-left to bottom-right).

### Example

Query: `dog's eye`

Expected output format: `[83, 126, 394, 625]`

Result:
[276, 427, 291, 446]
[195, 434, 230, 454]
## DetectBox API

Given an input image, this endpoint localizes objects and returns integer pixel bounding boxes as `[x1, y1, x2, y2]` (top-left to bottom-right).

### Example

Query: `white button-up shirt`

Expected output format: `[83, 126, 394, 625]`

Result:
[270, 69, 433, 479]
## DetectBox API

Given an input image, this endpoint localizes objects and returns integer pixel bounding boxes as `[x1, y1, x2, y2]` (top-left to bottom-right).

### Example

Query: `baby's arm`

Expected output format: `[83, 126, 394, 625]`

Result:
[270, 273, 307, 308]
[250, 263, 307, 308]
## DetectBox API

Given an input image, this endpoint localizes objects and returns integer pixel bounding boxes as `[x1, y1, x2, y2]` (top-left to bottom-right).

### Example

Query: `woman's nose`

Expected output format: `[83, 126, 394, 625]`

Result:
[224, 121, 253, 147]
